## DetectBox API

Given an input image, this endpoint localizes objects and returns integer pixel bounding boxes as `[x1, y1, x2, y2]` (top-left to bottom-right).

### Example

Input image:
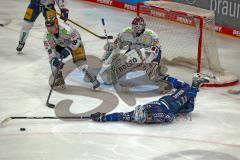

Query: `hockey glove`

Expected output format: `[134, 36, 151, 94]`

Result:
[90, 112, 106, 122]
[60, 8, 69, 21]
[51, 57, 64, 70]
[60, 47, 71, 59]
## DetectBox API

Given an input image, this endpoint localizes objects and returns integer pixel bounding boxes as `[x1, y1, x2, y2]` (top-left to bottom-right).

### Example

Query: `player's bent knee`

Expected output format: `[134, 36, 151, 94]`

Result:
[71, 47, 86, 63]
[24, 6, 40, 22]
[24, 8, 34, 21]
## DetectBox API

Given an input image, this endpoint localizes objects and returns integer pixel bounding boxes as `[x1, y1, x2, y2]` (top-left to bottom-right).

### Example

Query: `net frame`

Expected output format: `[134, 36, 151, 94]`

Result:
[136, 1, 238, 87]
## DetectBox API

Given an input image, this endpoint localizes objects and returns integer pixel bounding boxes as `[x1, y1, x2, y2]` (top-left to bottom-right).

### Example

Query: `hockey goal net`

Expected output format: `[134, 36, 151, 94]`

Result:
[137, 1, 238, 87]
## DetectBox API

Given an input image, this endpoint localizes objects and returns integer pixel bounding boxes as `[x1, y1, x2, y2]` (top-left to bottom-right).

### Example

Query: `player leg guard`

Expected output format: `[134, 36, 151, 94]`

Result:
[16, 21, 33, 52]
[52, 70, 65, 89]
[157, 64, 168, 78]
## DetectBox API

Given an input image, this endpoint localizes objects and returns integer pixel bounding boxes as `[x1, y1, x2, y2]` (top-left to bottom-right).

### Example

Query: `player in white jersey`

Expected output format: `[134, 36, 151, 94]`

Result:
[43, 16, 86, 88]
[100, 17, 168, 91]
[16, 0, 69, 52]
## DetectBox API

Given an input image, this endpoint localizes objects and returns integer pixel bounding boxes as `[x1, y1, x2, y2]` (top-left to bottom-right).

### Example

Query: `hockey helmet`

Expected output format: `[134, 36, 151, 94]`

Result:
[45, 16, 58, 27]
[131, 16, 146, 35]
[45, 16, 59, 34]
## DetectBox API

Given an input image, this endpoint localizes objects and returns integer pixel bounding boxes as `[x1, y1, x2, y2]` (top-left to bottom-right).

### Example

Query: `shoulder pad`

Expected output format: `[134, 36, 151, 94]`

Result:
[143, 29, 156, 36]
[122, 27, 132, 33]
[58, 23, 72, 35]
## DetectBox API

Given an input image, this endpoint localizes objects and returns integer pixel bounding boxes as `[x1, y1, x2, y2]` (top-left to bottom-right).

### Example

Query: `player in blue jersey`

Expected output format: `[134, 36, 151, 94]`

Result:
[91, 74, 209, 123]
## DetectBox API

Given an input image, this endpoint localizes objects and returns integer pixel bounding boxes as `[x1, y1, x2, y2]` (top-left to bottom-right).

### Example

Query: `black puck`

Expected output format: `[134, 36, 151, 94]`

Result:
[20, 128, 26, 131]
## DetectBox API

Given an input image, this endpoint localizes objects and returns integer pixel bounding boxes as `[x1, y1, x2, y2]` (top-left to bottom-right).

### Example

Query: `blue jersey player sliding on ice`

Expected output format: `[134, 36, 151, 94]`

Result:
[91, 74, 209, 124]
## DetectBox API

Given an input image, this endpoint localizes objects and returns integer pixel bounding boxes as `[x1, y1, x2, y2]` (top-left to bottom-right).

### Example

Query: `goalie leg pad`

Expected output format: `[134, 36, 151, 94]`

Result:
[144, 63, 168, 81]
[100, 67, 113, 85]
[158, 64, 168, 76]
[158, 80, 172, 94]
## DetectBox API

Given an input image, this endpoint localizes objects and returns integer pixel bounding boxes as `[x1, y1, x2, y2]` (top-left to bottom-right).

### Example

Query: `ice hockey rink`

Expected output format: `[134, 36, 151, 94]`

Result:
[0, 0, 240, 159]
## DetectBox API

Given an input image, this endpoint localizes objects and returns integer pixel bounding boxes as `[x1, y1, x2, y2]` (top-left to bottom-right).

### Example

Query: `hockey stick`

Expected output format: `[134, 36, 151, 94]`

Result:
[101, 18, 110, 47]
[46, 66, 62, 109]
[42, 5, 113, 39]
[1, 116, 91, 126]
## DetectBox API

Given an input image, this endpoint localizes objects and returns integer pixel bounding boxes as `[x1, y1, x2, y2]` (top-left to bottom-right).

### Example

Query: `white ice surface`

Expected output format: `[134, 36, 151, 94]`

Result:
[0, 0, 240, 160]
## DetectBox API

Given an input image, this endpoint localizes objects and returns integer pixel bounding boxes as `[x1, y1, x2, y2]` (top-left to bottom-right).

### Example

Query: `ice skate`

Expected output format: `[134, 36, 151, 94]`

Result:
[16, 42, 25, 52]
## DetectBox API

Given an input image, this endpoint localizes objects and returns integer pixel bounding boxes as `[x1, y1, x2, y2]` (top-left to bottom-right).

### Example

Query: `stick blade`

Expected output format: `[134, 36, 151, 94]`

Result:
[46, 103, 55, 108]
[99, 35, 113, 39]
[0, 18, 11, 27]
[0, 117, 12, 127]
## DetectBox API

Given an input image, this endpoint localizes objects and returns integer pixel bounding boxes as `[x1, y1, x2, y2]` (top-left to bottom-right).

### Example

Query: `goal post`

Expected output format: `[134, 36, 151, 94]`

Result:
[136, 1, 238, 87]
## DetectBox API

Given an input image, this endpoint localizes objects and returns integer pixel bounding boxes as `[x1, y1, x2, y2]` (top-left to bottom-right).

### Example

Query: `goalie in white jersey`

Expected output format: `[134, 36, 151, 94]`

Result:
[17, 0, 69, 52]
[43, 16, 88, 88]
[101, 16, 168, 90]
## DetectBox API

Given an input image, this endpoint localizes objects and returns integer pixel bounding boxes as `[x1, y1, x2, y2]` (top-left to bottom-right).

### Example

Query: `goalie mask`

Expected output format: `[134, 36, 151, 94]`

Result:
[45, 16, 59, 34]
[131, 16, 146, 36]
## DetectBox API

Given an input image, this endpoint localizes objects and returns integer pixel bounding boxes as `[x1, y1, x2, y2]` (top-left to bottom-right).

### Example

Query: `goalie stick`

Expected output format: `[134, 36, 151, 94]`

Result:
[1, 116, 91, 126]
[42, 5, 113, 39]
[81, 65, 100, 89]
[101, 18, 111, 48]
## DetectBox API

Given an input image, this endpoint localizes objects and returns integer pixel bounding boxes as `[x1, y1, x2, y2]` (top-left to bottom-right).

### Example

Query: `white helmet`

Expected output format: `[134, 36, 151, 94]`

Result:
[131, 16, 146, 36]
